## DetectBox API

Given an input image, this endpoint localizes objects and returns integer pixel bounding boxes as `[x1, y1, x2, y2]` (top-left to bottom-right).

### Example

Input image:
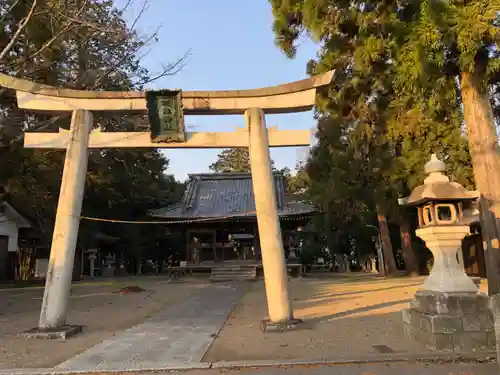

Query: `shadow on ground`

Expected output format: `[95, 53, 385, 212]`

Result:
[203, 274, 432, 362]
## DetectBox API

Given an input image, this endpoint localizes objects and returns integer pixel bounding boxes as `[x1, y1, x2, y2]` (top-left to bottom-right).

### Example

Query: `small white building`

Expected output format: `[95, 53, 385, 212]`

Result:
[0, 202, 31, 280]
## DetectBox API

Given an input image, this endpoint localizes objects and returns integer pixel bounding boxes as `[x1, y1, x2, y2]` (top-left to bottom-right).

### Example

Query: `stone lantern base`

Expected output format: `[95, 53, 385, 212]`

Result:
[402, 290, 495, 352]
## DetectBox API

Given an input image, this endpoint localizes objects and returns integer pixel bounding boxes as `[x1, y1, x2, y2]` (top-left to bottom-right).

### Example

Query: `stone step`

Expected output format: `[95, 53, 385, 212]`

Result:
[210, 272, 256, 279]
[211, 272, 256, 278]
[210, 266, 257, 282]
[211, 268, 256, 274]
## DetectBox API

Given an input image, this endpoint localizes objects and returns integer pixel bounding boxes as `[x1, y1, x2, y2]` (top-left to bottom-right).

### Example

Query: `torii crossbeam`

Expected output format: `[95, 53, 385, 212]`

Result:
[23, 127, 311, 149]
[0, 70, 334, 336]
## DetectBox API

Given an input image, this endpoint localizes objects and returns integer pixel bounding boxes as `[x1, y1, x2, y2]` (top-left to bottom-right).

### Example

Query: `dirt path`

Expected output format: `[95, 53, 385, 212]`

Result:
[97, 362, 497, 375]
[203, 274, 489, 362]
[0, 277, 209, 369]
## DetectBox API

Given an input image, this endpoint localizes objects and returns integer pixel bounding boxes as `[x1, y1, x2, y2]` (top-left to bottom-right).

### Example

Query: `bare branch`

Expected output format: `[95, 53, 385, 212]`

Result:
[136, 49, 192, 86]
[0, 0, 38, 62]
[90, 29, 160, 88]
[118, 0, 135, 14]
[2, 0, 191, 142]
[130, 0, 149, 32]
[24, 0, 88, 63]
[56, 15, 108, 33]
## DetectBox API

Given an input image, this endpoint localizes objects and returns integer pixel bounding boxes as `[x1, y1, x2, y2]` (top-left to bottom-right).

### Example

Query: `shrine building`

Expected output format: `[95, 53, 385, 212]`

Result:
[148, 172, 316, 267]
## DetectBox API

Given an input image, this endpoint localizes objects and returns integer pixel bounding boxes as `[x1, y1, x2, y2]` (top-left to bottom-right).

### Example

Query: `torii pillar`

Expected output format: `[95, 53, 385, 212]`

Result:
[246, 108, 295, 328]
[0, 70, 334, 336]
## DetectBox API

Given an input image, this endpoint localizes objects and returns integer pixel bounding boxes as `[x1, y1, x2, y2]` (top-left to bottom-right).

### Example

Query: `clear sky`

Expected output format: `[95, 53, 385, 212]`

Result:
[116, 0, 318, 181]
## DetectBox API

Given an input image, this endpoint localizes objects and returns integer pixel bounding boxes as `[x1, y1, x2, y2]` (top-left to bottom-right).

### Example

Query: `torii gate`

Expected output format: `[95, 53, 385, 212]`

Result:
[0, 70, 334, 336]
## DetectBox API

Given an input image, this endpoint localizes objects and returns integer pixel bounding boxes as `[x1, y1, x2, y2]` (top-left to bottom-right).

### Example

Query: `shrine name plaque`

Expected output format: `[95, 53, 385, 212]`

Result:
[146, 89, 185, 143]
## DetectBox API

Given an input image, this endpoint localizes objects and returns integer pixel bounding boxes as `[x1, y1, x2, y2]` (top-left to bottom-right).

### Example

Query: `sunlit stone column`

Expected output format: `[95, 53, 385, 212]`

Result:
[38, 109, 92, 333]
[246, 108, 295, 328]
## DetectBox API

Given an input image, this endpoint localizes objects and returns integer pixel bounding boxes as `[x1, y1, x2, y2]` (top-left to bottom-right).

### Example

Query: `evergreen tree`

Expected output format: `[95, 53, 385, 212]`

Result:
[0, 0, 186, 274]
[392, 1, 500, 292]
[209, 149, 252, 173]
[209, 148, 277, 173]
[269, 0, 477, 275]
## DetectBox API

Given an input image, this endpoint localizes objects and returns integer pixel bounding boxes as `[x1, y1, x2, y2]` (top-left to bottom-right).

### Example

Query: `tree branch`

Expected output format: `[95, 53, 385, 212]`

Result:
[24, 0, 88, 64]
[0, 0, 37, 62]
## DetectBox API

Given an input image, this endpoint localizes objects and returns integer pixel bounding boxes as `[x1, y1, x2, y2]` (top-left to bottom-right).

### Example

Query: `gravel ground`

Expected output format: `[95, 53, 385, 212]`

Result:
[203, 274, 490, 362]
[0, 276, 209, 369]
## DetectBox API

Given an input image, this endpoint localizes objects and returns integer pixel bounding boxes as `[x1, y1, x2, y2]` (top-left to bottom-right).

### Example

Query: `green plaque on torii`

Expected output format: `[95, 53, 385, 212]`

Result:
[146, 89, 185, 143]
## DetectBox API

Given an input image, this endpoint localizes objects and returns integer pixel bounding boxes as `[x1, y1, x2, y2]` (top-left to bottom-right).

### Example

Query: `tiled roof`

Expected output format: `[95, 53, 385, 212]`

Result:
[149, 172, 316, 219]
[0, 201, 31, 228]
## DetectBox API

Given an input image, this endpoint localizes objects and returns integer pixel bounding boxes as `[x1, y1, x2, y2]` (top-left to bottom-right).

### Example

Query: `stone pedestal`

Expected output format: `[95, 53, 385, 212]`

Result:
[402, 291, 495, 352]
[402, 225, 495, 352]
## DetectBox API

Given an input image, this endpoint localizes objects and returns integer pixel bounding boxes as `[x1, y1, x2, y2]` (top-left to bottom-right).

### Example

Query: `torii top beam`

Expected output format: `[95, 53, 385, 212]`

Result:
[0, 71, 334, 115]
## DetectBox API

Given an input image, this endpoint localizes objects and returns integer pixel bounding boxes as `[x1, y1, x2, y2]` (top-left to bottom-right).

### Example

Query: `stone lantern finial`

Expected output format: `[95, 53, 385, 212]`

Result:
[424, 154, 449, 184]
[425, 154, 445, 174]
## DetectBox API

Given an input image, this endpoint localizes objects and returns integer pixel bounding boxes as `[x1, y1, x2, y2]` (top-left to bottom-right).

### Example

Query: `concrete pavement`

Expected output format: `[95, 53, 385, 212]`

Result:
[55, 283, 243, 372]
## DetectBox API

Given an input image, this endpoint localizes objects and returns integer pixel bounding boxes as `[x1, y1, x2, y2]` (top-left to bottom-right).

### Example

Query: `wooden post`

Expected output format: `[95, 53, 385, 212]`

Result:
[212, 230, 217, 262]
[478, 196, 500, 295]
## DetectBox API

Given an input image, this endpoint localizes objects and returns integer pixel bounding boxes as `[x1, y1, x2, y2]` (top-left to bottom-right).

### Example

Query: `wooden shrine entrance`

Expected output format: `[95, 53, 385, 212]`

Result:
[187, 229, 255, 264]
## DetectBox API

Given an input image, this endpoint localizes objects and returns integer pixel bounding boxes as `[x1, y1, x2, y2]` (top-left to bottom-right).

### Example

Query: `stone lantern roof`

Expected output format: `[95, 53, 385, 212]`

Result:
[402, 154, 479, 206]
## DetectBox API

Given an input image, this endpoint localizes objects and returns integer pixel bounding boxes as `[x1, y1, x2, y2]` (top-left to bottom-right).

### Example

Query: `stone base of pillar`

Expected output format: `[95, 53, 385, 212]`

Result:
[23, 324, 82, 340]
[260, 318, 304, 333]
[402, 290, 495, 352]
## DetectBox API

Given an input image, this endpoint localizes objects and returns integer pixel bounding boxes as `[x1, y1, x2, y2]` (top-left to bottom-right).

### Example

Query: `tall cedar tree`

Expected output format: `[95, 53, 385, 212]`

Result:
[269, 0, 476, 275]
[306, 116, 377, 262]
[393, 0, 500, 293]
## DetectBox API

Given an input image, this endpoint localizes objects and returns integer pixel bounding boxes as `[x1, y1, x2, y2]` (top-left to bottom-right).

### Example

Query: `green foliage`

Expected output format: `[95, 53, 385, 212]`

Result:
[209, 147, 282, 173]
[0, 0, 185, 264]
[209, 149, 253, 173]
[268, 0, 482, 263]
[296, 239, 319, 266]
[284, 164, 310, 200]
[392, 1, 499, 97]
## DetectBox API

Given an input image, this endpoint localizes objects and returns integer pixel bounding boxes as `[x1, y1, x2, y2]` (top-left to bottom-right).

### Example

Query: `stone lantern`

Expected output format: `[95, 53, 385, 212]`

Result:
[399, 154, 495, 352]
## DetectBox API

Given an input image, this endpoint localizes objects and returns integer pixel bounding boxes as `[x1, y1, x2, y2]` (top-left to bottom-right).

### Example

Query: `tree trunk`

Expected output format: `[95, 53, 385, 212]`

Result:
[325, 212, 337, 272]
[376, 204, 397, 275]
[460, 71, 500, 295]
[400, 218, 418, 275]
[136, 253, 142, 276]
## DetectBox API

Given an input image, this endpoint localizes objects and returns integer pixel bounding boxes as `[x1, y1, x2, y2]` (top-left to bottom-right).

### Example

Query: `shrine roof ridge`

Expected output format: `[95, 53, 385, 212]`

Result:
[186, 172, 286, 180]
[148, 172, 316, 220]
